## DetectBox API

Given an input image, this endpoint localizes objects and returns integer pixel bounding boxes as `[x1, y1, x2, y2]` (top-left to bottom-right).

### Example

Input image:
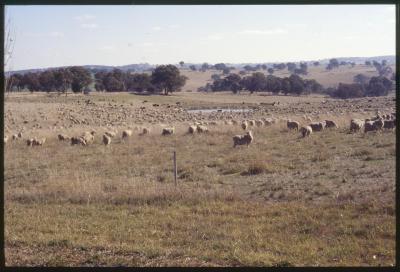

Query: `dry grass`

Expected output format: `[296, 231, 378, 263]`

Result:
[4, 92, 396, 266]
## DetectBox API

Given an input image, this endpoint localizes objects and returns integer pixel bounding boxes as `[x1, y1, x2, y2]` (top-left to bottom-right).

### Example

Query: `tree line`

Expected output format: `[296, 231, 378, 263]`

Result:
[6, 65, 187, 95]
[328, 75, 394, 99]
[199, 70, 394, 99]
[198, 72, 323, 95]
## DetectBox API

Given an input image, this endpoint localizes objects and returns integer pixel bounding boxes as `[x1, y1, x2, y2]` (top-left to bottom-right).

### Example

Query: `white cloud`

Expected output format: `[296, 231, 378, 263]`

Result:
[285, 23, 307, 28]
[75, 14, 96, 21]
[206, 34, 223, 41]
[138, 42, 154, 47]
[152, 26, 162, 31]
[99, 45, 115, 51]
[25, 31, 64, 38]
[49, 31, 64, 37]
[342, 35, 360, 40]
[238, 28, 288, 35]
[81, 23, 98, 29]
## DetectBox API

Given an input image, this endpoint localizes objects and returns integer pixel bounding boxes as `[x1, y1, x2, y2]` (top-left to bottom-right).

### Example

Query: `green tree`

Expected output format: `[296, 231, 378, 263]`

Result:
[151, 65, 187, 95]
[241, 72, 266, 94]
[68, 66, 92, 93]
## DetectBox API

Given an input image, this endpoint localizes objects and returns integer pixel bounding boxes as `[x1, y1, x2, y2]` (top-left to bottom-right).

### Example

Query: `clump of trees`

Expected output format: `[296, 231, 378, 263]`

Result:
[330, 76, 393, 99]
[326, 58, 339, 70]
[6, 66, 93, 95]
[7, 64, 187, 95]
[202, 72, 323, 96]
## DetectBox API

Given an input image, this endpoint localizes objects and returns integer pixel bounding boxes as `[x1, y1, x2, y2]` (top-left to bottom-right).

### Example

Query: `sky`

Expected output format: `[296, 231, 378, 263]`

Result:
[4, 4, 396, 71]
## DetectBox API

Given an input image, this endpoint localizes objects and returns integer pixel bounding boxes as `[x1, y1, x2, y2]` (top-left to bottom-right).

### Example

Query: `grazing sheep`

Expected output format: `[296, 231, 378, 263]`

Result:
[17, 132, 23, 138]
[248, 120, 256, 126]
[263, 118, 273, 126]
[300, 126, 312, 138]
[103, 134, 111, 146]
[81, 131, 95, 144]
[255, 120, 264, 127]
[33, 137, 46, 146]
[162, 127, 175, 135]
[241, 121, 248, 130]
[350, 119, 365, 132]
[325, 120, 338, 129]
[105, 131, 117, 138]
[4, 136, 9, 144]
[71, 136, 87, 146]
[58, 134, 70, 141]
[383, 119, 396, 129]
[141, 127, 150, 135]
[287, 120, 300, 130]
[364, 121, 376, 133]
[309, 122, 325, 132]
[26, 138, 35, 146]
[122, 129, 133, 138]
[196, 125, 208, 133]
[233, 131, 254, 148]
[188, 125, 197, 134]
[373, 119, 384, 131]
[12, 134, 18, 140]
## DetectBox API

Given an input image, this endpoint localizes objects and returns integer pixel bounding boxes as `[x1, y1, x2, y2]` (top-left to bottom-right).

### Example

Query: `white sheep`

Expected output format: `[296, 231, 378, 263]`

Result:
[103, 134, 111, 146]
[188, 125, 197, 134]
[287, 120, 300, 130]
[299, 126, 312, 138]
[71, 136, 87, 146]
[122, 129, 133, 138]
[325, 120, 338, 129]
[383, 119, 396, 129]
[233, 131, 254, 148]
[241, 121, 248, 130]
[27, 138, 35, 146]
[32, 137, 46, 146]
[4, 136, 9, 144]
[162, 127, 175, 135]
[373, 119, 384, 131]
[196, 125, 208, 133]
[81, 131, 95, 144]
[350, 119, 365, 132]
[364, 121, 376, 133]
[309, 122, 325, 132]
[58, 134, 70, 141]
[141, 127, 150, 135]
[255, 120, 264, 127]
[105, 131, 117, 138]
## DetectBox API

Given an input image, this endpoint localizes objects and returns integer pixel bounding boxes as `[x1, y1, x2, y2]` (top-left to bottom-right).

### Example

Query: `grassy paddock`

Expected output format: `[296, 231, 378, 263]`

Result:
[5, 200, 395, 266]
[4, 92, 396, 266]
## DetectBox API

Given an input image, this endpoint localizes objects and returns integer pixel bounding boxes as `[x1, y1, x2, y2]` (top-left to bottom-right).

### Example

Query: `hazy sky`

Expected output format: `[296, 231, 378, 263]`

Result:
[5, 4, 396, 71]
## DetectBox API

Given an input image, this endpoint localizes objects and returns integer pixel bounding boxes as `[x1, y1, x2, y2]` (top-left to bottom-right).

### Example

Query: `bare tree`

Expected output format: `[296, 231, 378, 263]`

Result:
[4, 7, 17, 93]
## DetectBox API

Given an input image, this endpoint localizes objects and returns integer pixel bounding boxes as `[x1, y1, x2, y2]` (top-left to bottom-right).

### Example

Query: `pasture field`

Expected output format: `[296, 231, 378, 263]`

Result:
[4, 91, 396, 266]
[180, 64, 396, 91]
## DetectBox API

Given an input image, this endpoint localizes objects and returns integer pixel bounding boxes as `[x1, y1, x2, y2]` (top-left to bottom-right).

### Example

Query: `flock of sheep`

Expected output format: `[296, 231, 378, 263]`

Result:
[3, 111, 395, 149]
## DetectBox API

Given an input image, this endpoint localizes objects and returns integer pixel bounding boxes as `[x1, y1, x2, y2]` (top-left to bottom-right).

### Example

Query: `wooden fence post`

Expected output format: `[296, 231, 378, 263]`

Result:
[173, 151, 177, 186]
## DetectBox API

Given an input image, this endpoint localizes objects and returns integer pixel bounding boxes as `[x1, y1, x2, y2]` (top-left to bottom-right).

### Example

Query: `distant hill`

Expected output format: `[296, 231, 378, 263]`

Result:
[6, 55, 395, 76]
